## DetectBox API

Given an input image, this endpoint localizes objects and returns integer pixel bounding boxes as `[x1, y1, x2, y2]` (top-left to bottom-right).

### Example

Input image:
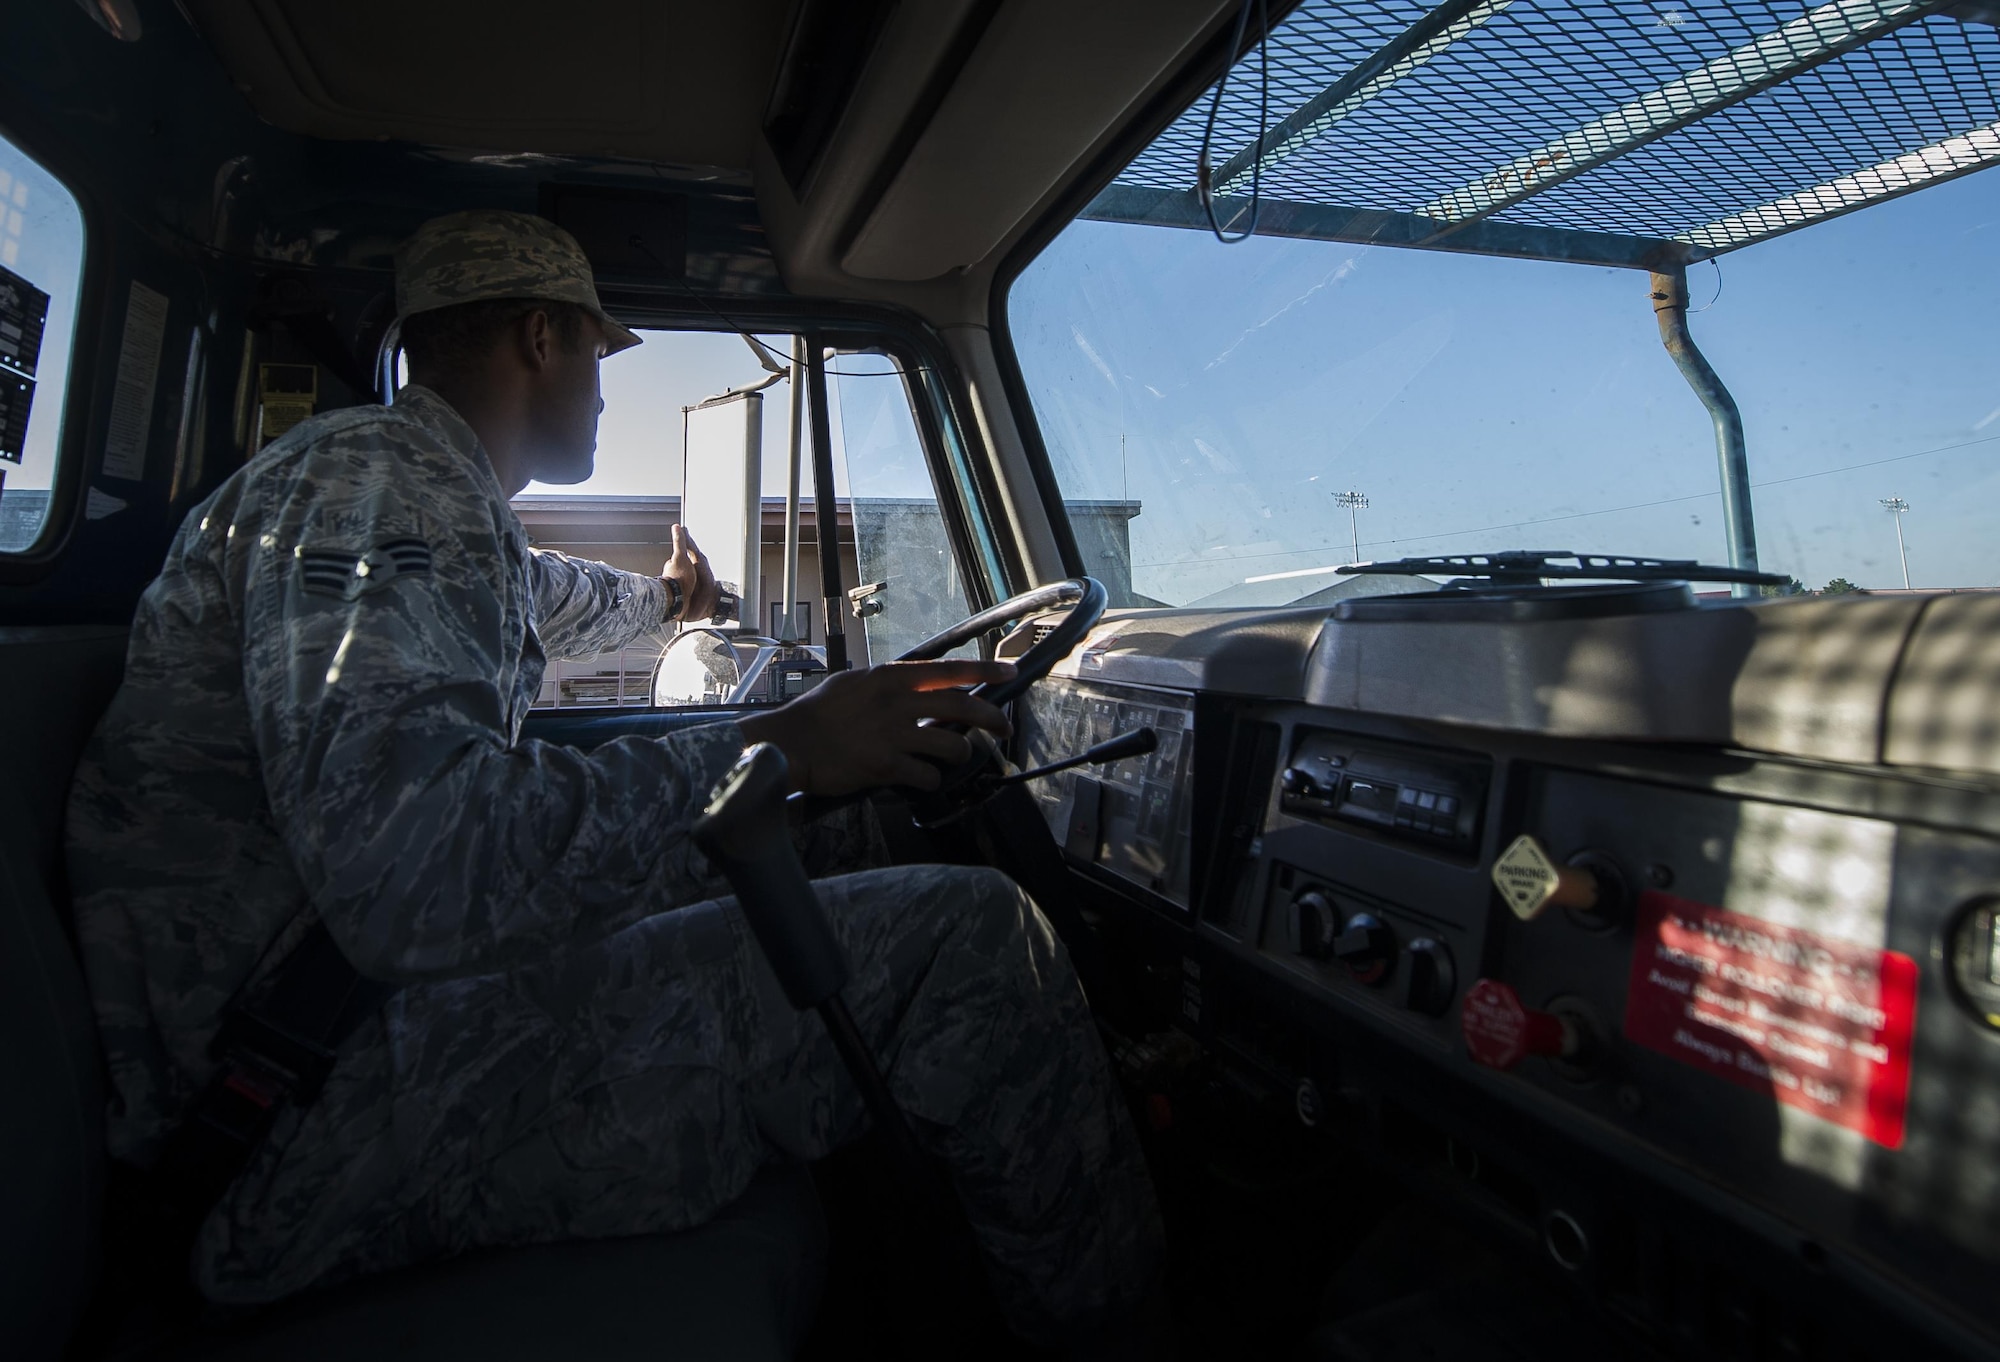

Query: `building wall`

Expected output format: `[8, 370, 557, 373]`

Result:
[443, 494, 1141, 706]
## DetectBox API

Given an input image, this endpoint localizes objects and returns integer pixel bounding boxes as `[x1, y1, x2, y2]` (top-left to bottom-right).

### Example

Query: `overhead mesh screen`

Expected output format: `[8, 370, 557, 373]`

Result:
[1096, 0, 2000, 257]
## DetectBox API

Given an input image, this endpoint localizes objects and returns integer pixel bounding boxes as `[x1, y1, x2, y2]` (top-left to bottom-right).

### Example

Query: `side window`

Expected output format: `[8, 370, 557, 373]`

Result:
[508, 328, 794, 707]
[829, 350, 976, 663]
[419, 326, 981, 709]
[0, 131, 85, 553]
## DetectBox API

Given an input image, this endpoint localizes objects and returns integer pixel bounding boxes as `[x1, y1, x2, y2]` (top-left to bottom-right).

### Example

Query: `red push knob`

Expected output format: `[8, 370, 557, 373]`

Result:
[1461, 979, 1576, 1071]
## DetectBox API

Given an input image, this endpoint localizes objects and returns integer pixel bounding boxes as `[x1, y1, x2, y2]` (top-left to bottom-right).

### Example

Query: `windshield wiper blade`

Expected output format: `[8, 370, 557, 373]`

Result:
[1339, 550, 1788, 589]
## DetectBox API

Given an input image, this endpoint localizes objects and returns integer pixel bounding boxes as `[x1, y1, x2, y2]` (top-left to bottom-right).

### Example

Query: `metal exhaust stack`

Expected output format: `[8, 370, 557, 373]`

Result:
[1649, 266, 1760, 598]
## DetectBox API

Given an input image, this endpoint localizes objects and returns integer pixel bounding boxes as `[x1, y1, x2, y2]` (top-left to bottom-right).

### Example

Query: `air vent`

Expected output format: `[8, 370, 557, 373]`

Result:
[1032, 622, 1057, 646]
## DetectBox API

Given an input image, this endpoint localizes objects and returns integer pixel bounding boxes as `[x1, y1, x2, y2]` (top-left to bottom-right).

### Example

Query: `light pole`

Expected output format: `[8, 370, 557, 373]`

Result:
[1880, 497, 1911, 590]
[1335, 491, 1369, 564]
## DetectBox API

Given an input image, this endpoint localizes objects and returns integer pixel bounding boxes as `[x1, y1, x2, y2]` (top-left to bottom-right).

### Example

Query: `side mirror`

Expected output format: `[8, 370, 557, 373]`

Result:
[681, 387, 765, 637]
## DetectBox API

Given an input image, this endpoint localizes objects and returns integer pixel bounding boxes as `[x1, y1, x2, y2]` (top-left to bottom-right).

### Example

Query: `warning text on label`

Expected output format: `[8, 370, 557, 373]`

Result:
[1622, 890, 1917, 1148]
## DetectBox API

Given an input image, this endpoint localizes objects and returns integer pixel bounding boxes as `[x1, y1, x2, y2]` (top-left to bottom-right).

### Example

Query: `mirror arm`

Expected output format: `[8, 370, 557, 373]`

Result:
[779, 334, 807, 643]
[803, 334, 850, 672]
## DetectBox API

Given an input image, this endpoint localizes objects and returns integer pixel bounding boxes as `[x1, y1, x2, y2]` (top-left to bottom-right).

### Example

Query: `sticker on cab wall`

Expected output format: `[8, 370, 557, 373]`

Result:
[102, 280, 169, 481]
[1623, 889, 1917, 1148]
[258, 362, 318, 446]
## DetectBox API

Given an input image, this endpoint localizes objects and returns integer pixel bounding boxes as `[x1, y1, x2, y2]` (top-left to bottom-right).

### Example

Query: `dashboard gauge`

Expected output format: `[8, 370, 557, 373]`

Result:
[1946, 898, 2000, 1031]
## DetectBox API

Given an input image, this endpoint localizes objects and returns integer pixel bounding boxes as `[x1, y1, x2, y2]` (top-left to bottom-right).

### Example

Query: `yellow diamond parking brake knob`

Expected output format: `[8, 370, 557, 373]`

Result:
[1491, 834, 1600, 921]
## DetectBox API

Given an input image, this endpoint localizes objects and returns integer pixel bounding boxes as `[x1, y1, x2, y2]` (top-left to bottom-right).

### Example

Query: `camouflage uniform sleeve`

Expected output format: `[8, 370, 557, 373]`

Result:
[526, 547, 673, 661]
[241, 420, 746, 983]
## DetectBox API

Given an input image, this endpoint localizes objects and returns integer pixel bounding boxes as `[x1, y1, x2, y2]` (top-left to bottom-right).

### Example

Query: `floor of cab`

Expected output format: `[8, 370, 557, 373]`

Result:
[795, 1022, 1650, 1362]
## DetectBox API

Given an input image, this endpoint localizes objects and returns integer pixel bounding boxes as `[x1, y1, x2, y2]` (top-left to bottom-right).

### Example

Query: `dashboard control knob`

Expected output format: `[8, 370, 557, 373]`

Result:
[1287, 890, 1338, 959]
[1491, 834, 1603, 921]
[1461, 979, 1578, 1070]
[1399, 937, 1457, 1016]
[1563, 849, 1629, 925]
[1333, 912, 1396, 985]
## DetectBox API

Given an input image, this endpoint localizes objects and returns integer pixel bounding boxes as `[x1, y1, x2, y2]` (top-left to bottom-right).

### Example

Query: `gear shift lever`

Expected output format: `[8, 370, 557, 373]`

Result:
[693, 744, 925, 1168]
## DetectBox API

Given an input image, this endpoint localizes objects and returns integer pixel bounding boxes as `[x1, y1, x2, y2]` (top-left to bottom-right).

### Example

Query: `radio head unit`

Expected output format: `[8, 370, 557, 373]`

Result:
[1279, 731, 1490, 856]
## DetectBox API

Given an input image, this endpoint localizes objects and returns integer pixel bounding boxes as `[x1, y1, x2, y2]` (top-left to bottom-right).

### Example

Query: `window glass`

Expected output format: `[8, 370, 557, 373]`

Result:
[0, 131, 86, 553]
[1008, 59, 2000, 606]
[829, 351, 976, 663]
[468, 328, 975, 708]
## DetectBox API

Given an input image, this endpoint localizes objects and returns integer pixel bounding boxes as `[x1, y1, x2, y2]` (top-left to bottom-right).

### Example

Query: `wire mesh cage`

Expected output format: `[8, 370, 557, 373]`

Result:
[1094, 0, 2000, 259]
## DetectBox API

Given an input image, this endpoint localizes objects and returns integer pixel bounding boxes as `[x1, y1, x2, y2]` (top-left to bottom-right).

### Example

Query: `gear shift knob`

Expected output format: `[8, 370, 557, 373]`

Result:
[694, 744, 849, 1011]
[694, 744, 931, 1180]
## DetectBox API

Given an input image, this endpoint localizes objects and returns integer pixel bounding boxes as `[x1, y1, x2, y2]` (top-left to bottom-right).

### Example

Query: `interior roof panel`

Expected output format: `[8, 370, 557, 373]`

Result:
[181, 0, 791, 168]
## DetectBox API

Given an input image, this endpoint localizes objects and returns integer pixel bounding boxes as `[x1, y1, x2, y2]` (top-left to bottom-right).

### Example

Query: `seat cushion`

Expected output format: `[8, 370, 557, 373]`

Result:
[175, 1161, 827, 1361]
[0, 626, 823, 1360]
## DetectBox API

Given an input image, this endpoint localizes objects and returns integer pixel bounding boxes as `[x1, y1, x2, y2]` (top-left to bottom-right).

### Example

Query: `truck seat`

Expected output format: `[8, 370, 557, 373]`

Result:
[0, 626, 824, 1361]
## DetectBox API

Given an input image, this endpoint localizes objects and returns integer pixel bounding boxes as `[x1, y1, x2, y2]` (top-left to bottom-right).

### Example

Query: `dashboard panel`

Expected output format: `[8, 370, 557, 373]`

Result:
[1000, 592, 2000, 1360]
[1016, 678, 1197, 912]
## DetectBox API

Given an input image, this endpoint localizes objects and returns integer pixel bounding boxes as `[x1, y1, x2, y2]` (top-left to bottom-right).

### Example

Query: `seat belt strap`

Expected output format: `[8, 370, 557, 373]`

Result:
[150, 919, 395, 1244]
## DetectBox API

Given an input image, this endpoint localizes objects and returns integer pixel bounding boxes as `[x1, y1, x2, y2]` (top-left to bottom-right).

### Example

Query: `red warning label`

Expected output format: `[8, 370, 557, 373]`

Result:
[1623, 890, 1918, 1148]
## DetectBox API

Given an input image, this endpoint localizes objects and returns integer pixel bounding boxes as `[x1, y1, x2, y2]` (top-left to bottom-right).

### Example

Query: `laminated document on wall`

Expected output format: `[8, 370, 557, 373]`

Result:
[0, 367, 30, 463]
[0, 262, 48, 378]
[0, 262, 47, 463]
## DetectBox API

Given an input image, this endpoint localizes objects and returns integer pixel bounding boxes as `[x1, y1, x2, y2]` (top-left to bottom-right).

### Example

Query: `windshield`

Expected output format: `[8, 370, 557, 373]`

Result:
[1007, 4, 2000, 609]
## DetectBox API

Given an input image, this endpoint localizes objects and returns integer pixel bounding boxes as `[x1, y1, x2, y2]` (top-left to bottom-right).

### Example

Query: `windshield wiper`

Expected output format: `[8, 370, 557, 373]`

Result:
[1339, 550, 1787, 589]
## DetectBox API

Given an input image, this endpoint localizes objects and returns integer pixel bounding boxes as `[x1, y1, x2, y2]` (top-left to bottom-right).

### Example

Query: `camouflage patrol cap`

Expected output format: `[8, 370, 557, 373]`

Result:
[394, 210, 642, 354]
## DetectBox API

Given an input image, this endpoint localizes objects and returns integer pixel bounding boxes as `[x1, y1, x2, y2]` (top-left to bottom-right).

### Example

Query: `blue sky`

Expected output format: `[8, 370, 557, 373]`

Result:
[1009, 164, 2000, 603]
[19, 128, 1982, 606]
[565, 163, 1999, 609]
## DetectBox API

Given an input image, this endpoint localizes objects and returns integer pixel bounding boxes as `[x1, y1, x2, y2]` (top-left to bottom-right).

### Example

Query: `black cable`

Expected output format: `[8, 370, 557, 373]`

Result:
[1690, 257, 1724, 313]
[1197, 0, 1270, 245]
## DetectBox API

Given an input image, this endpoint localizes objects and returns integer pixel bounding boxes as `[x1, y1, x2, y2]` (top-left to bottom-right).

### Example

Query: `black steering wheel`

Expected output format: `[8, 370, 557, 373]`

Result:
[788, 578, 1106, 823]
[894, 576, 1106, 823]
[893, 577, 1106, 702]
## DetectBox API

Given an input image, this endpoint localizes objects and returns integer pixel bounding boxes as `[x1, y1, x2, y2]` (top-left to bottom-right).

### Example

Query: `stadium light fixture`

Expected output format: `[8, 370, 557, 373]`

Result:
[1881, 497, 1912, 590]
[1334, 490, 1371, 564]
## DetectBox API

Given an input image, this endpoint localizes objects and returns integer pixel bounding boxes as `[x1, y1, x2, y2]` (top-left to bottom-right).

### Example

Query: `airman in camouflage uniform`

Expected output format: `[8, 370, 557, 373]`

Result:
[66, 211, 1162, 1349]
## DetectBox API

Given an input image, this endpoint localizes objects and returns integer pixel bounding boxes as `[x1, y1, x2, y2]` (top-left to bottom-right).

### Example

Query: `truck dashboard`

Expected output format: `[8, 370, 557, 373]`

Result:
[1002, 588, 2000, 1357]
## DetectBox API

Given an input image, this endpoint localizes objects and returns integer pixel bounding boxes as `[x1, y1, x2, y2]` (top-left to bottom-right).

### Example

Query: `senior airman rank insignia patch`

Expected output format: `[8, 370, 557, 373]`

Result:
[296, 537, 433, 600]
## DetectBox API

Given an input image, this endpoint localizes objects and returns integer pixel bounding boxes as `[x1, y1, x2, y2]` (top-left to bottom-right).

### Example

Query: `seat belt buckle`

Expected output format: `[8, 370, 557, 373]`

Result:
[191, 1053, 297, 1154]
[209, 1009, 341, 1106]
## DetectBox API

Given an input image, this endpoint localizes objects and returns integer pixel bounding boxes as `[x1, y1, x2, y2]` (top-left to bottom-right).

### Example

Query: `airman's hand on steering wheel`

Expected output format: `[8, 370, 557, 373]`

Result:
[737, 659, 1016, 796]
[662, 524, 720, 622]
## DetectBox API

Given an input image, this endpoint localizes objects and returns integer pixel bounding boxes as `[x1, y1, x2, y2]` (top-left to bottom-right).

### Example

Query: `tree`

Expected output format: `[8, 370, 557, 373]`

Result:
[1822, 577, 1862, 595]
[1759, 576, 1807, 598]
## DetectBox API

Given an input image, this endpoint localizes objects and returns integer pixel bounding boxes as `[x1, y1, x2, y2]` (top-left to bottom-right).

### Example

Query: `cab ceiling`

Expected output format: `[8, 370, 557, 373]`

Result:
[182, 0, 791, 169]
[180, 0, 1239, 296]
